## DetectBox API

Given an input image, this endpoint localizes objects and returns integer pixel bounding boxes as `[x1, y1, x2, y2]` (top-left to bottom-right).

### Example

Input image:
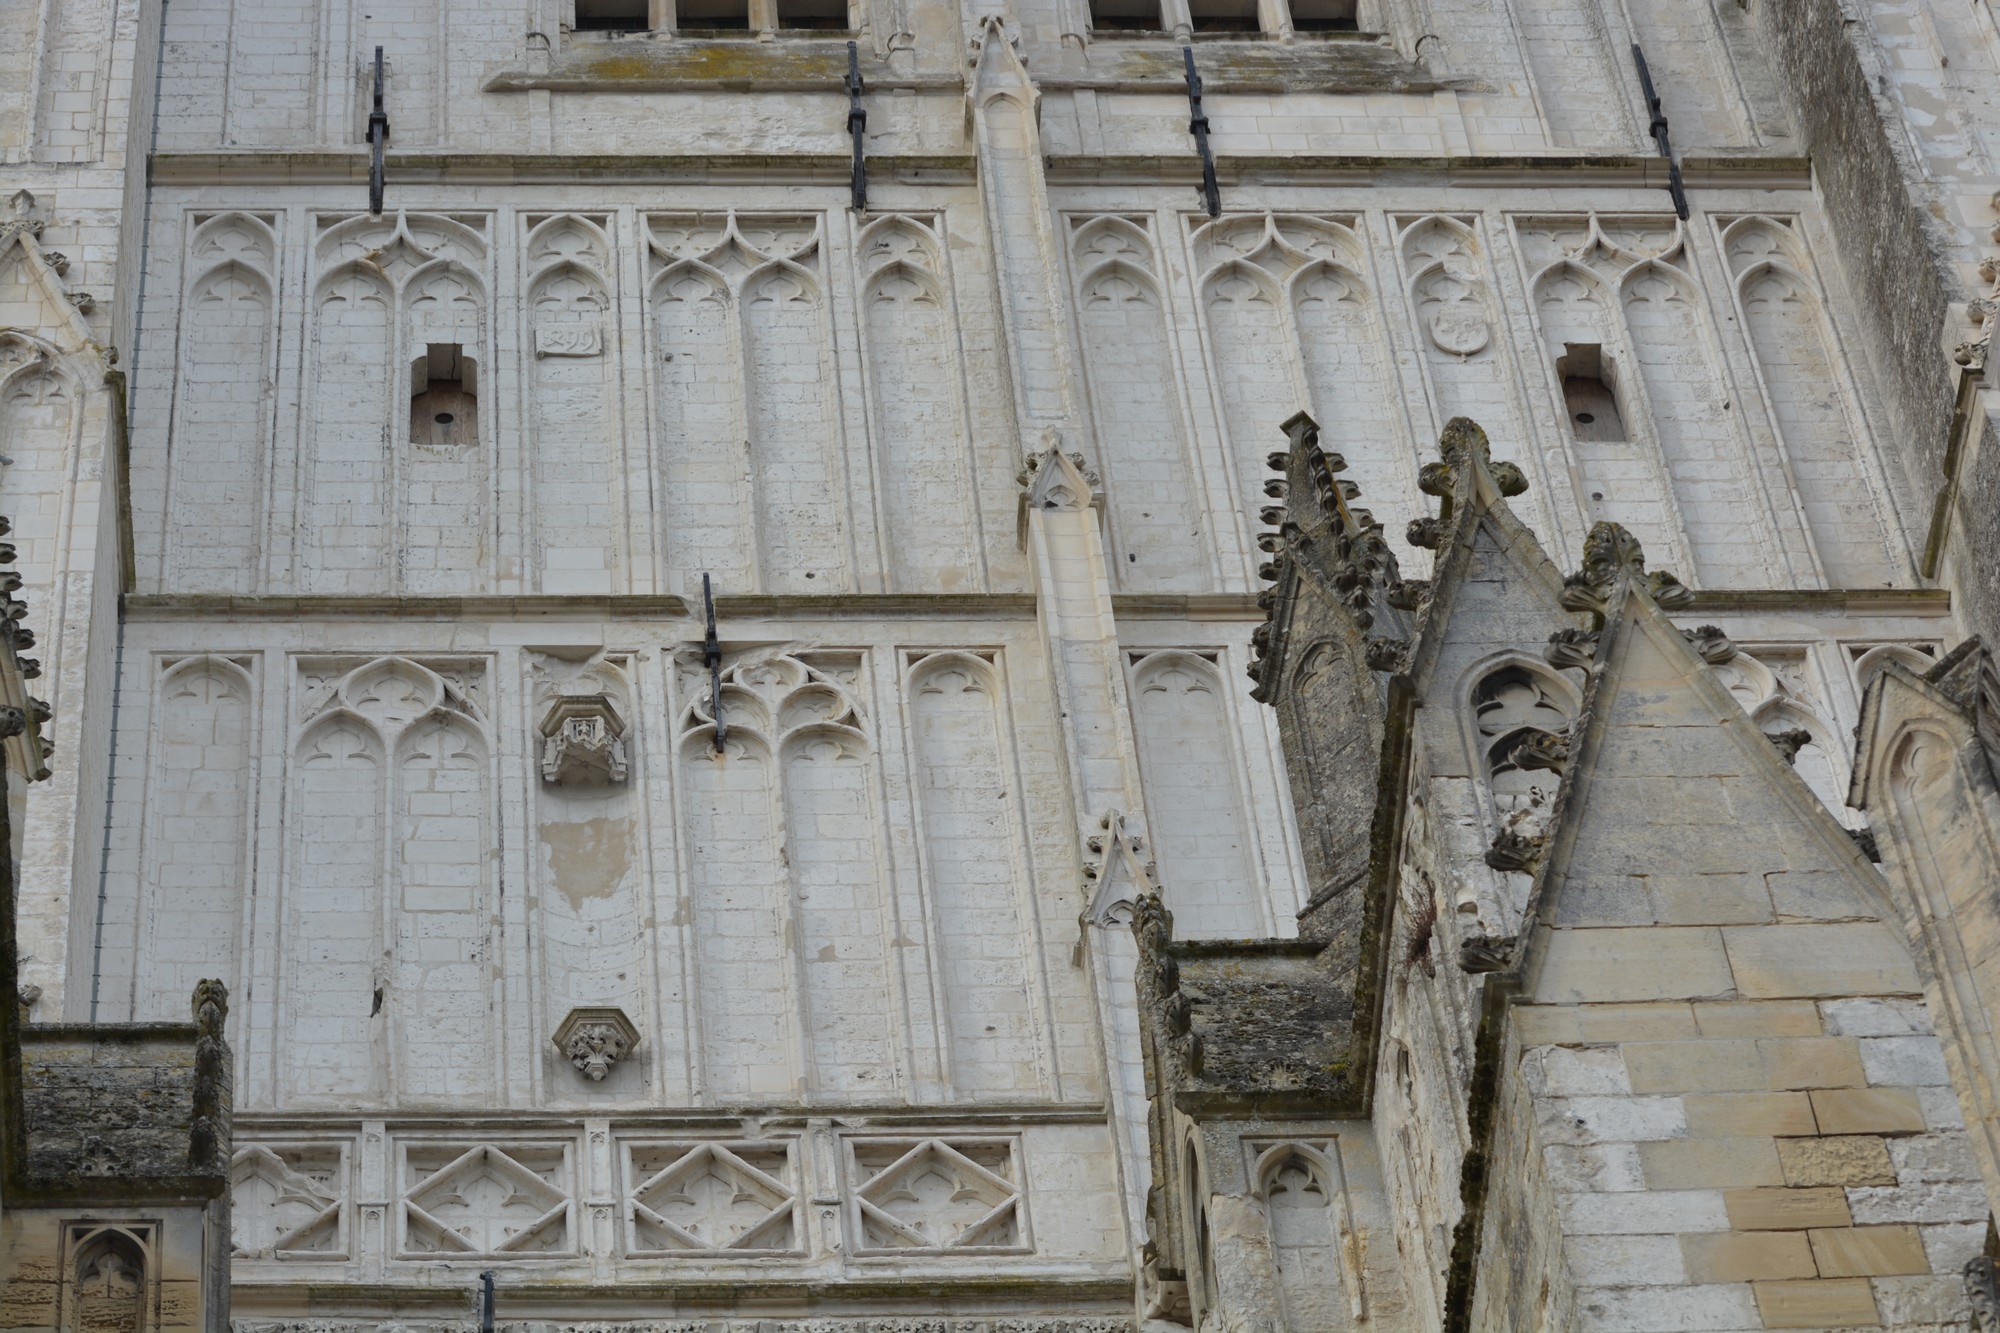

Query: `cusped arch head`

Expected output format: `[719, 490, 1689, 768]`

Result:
[1854, 644, 1936, 695]
[680, 724, 773, 768]
[857, 214, 944, 274]
[864, 260, 946, 310]
[779, 721, 870, 766]
[779, 682, 858, 736]
[1271, 215, 1364, 269]
[71, 1224, 150, 1284]
[1070, 214, 1155, 271]
[1201, 257, 1283, 306]
[1618, 256, 1699, 310]
[1885, 718, 1965, 797]
[396, 212, 489, 265]
[1709, 650, 1779, 714]
[1288, 258, 1374, 312]
[743, 257, 823, 307]
[1734, 259, 1819, 315]
[1250, 1141, 1335, 1201]
[1753, 696, 1836, 748]
[909, 650, 1000, 699]
[683, 683, 773, 740]
[160, 654, 254, 706]
[188, 259, 274, 312]
[529, 260, 610, 314]
[313, 258, 392, 309]
[1720, 215, 1807, 278]
[314, 212, 399, 263]
[190, 211, 277, 271]
[1132, 649, 1226, 698]
[294, 706, 386, 766]
[1191, 213, 1272, 270]
[394, 706, 490, 767]
[1463, 653, 1581, 735]
[0, 329, 74, 397]
[1400, 214, 1478, 271]
[1077, 257, 1163, 309]
[524, 213, 612, 273]
[651, 258, 731, 308]
[404, 258, 488, 309]
[336, 657, 449, 725]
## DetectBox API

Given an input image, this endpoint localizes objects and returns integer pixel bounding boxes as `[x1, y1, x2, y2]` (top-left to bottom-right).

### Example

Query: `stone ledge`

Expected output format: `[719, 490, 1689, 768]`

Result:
[148, 152, 977, 186]
[123, 593, 1042, 621]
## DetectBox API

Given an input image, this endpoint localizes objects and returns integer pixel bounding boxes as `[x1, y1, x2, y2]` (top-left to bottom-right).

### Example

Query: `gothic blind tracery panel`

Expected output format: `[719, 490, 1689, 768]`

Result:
[526, 215, 623, 594]
[1070, 217, 1206, 591]
[908, 653, 1045, 1098]
[1129, 652, 1260, 937]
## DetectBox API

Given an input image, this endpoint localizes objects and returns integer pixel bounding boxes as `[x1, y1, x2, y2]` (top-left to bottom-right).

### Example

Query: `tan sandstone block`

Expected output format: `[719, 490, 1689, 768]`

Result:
[1685, 1092, 1818, 1137]
[1625, 1039, 1765, 1093]
[1534, 927, 1735, 1003]
[1760, 1036, 1866, 1090]
[1576, 1001, 1698, 1041]
[1692, 1000, 1822, 1038]
[1808, 1224, 1929, 1276]
[1681, 1229, 1817, 1282]
[1724, 1187, 1853, 1230]
[1752, 1278, 1881, 1327]
[1776, 1136, 1895, 1187]
[1809, 1086, 1927, 1135]
[1641, 1136, 1784, 1188]
[1723, 923, 1921, 998]
[1512, 1006, 1583, 1043]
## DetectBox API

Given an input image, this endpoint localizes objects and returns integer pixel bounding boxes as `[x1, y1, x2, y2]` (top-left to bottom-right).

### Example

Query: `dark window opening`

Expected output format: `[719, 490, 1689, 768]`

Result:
[1289, 0, 1359, 31]
[775, 0, 849, 28]
[679, 0, 751, 28]
[1557, 343, 1628, 442]
[411, 343, 477, 449]
[574, 0, 649, 31]
[1091, 0, 1164, 31]
[1189, 0, 1260, 32]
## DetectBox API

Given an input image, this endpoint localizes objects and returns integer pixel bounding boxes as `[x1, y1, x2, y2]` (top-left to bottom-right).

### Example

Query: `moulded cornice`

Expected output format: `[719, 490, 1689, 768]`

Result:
[122, 593, 1041, 621]
[147, 151, 977, 187]
[1044, 152, 1813, 191]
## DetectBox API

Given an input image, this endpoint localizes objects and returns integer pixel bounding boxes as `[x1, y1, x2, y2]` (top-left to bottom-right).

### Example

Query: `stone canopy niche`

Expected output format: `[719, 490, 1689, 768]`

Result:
[539, 693, 629, 787]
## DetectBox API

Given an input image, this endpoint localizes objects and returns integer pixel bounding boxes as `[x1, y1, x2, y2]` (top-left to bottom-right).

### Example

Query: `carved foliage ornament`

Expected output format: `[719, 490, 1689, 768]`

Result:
[1560, 521, 1694, 615]
[552, 1006, 640, 1081]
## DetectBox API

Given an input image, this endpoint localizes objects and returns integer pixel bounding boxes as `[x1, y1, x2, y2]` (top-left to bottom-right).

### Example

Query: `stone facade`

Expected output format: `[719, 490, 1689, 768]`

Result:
[3, 0, 2000, 1328]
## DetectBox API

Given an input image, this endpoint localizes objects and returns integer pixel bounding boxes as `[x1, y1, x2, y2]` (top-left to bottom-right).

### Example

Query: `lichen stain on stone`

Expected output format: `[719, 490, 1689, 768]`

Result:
[541, 815, 633, 910]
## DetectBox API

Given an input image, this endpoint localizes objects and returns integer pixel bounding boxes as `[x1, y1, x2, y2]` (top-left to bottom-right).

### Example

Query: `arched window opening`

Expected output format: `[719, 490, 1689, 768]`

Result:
[1473, 665, 1573, 833]
[409, 342, 476, 449]
[1557, 342, 1626, 442]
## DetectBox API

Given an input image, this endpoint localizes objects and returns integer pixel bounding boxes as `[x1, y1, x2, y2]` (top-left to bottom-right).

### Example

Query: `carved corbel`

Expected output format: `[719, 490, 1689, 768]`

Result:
[1681, 624, 1737, 664]
[552, 1006, 640, 1081]
[1458, 932, 1517, 974]
[1764, 727, 1813, 766]
[538, 693, 628, 787]
[1545, 627, 1600, 670]
[1483, 825, 1544, 873]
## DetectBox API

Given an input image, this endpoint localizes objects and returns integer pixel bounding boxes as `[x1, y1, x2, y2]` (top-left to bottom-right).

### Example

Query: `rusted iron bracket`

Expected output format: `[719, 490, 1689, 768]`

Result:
[1632, 45, 1689, 220]
[368, 46, 391, 216]
[847, 42, 868, 212]
[1183, 47, 1220, 219]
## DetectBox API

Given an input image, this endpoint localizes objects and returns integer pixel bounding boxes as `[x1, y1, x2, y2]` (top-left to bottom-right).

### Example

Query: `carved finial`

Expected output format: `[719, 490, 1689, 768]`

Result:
[1017, 442, 1099, 512]
[1681, 624, 1737, 664]
[192, 978, 229, 1033]
[1966, 1254, 2000, 1332]
[0, 190, 44, 244]
[1560, 521, 1695, 615]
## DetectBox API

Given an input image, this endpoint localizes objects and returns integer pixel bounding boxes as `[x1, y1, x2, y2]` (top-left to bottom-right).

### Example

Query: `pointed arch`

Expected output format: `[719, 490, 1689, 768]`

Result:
[134, 656, 256, 1019]
[679, 728, 800, 1100]
[653, 260, 751, 593]
[742, 260, 847, 593]
[528, 259, 619, 594]
[856, 213, 944, 273]
[391, 709, 494, 1103]
[525, 213, 613, 272]
[1464, 656, 1579, 845]
[1129, 651, 1260, 937]
[907, 652, 1043, 1096]
[1618, 257, 1769, 586]
[1075, 256, 1205, 590]
[338, 656, 448, 725]
[306, 262, 394, 593]
[1202, 259, 1298, 541]
[862, 258, 978, 592]
[190, 211, 278, 270]
[778, 720, 896, 1096]
[1734, 256, 1900, 587]
[1070, 215, 1154, 272]
[1289, 259, 1414, 552]
[1754, 697, 1852, 824]
[283, 709, 387, 1105]
[170, 259, 275, 591]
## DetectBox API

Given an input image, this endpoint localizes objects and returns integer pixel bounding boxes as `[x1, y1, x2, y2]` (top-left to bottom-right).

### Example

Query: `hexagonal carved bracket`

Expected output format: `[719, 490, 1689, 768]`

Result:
[553, 1006, 640, 1082]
